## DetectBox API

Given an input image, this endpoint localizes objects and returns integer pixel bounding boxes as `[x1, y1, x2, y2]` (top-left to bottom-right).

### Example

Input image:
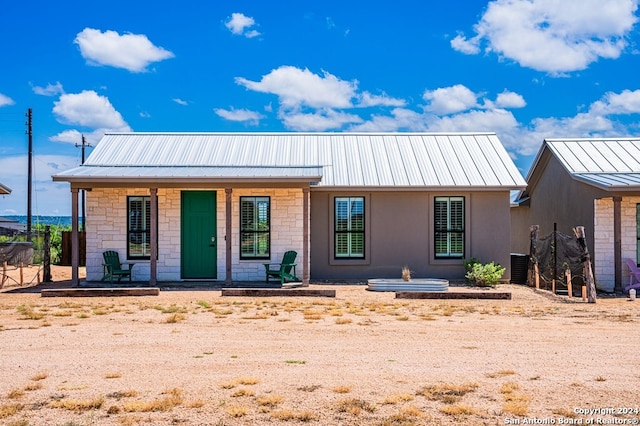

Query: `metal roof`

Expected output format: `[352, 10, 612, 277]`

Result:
[529, 138, 640, 190]
[0, 182, 11, 195]
[53, 132, 526, 190]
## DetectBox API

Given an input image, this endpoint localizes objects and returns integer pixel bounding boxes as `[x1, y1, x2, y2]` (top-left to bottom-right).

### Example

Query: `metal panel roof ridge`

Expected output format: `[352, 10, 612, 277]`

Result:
[545, 137, 640, 142]
[102, 131, 498, 136]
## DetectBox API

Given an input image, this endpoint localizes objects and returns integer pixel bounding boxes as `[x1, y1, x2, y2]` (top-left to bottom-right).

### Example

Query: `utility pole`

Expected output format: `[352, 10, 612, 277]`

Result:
[26, 108, 33, 242]
[75, 135, 92, 231]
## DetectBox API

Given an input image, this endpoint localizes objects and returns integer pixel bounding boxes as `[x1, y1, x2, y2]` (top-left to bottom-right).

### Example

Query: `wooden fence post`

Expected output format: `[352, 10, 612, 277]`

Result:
[1, 261, 6, 288]
[43, 225, 52, 283]
[529, 225, 539, 288]
[574, 226, 596, 303]
[19, 261, 24, 286]
[566, 268, 572, 298]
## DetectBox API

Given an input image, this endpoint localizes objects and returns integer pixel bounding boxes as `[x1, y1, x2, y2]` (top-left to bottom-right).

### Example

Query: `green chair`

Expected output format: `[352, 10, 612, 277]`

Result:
[263, 251, 300, 285]
[102, 250, 135, 284]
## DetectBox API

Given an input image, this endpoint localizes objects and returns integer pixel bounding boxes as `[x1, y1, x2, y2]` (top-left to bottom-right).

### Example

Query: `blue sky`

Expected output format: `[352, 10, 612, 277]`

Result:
[1, 0, 640, 215]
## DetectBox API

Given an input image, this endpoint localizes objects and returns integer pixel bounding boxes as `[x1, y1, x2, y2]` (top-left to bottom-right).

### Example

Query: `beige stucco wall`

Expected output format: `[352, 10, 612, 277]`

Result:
[85, 188, 305, 282]
[594, 196, 640, 292]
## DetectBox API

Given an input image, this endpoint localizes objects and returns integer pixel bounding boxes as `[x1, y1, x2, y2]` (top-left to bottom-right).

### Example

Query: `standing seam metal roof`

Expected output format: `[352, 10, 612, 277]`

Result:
[54, 132, 526, 189]
[539, 138, 640, 190]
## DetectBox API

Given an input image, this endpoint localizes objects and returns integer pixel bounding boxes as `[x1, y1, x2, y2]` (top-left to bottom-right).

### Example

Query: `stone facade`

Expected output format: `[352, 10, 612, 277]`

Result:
[86, 187, 305, 282]
[593, 196, 640, 292]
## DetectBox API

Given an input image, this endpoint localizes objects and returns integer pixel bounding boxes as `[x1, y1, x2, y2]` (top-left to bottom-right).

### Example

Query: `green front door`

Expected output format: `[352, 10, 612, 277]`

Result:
[181, 191, 217, 279]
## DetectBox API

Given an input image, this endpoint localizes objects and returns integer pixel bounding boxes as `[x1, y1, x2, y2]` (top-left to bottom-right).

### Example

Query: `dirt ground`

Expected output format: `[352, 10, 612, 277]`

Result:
[0, 265, 639, 425]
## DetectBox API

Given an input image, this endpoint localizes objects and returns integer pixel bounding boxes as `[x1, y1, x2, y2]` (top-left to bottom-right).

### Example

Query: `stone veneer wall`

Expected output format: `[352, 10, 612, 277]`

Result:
[86, 187, 305, 282]
[593, 196, 640, 292]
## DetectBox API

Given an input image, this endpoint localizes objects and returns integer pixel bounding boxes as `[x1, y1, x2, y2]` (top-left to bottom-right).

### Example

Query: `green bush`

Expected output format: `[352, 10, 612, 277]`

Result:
[465, 261, 505, 287]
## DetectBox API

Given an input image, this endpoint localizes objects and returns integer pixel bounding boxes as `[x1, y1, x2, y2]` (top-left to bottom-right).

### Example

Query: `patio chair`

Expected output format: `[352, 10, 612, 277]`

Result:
[102, 250, 135, 284]
[264, 250, 300, 285]
[625, 258, 640, 292]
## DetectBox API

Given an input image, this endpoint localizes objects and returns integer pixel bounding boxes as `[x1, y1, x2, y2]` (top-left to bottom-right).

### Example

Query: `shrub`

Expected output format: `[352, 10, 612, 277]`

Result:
[465, 262, 505, 287]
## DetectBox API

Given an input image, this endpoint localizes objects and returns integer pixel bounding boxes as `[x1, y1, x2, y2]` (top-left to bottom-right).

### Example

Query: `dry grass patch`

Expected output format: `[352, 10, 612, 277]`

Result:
[416, 382, 479, 404]
[187, 399, 205, 408]
[49, 396, 105, 411]
[381, 393, 414, 405]
[16, 305, 44, 320]
[332, 385, 352, 394]
[107, 390, 139, 399]
[238, 377, 259, 385]
[123, 388, 183, 412]
[105, 372, 122, 379]
[335, 398, 376, 416]
[226, 404, 249, 417]
[302, 310, 324, 320]
[154, 304, 187, 314]
[7, 389, 24, 399]
[231, 388, 255, 398]
[165, 313, 186, 323]
[256, 394, 284, 407]
[297, 385, 321, 392]
[552, 408, 578, 418]
[486, 370, 516, 378]
[0, 403, 24, 419]
[440, 404, 482, 417]
[271, 409, 315, 422]
[335, 317, 352, 325]
[23, 383, 42, 392]
[500, 381, 530, 416]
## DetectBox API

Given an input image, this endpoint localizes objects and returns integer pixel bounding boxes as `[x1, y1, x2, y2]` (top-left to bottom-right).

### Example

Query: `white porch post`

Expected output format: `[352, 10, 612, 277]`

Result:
[225, 188, 233, 284]
[71, 187, 79, 287]
[303, 186, 310, 284]
[149, 188, 158, 286]
[613, 196, 622, 293]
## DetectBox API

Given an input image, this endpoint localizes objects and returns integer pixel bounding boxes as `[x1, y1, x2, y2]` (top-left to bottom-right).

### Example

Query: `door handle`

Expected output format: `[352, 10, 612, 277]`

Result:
[209, 236, 216, 247]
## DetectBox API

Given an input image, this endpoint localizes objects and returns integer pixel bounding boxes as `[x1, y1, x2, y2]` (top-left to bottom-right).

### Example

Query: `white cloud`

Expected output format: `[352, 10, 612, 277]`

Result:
[48, 129, 107, 146]
[423, 84, 478, 114]
[74, 28, 174, 72]
[452, 0, 639, 74]
[32, 82, 64, 96]
[0, 93, 15, 107]
[349, 108, 428, 132]
[214, 107, 264, 125]
[236, 66, 357, 109]
[280, 108, 362, 131]
[357, 92, 406, 108]
[495, 90, 526, 108]
[225, 13, 261, 38]
[450, 34, 480, 54]
[588, 89, 640, 115]
[53, 90, 130, 129]
[51, 91, 131, 144]
[173, 98, 188, 106]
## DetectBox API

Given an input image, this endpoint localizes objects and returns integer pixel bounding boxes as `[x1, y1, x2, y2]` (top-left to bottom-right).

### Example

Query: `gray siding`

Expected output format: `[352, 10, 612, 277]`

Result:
[311, 191, 512, 281]
[511, 152, 609, 258]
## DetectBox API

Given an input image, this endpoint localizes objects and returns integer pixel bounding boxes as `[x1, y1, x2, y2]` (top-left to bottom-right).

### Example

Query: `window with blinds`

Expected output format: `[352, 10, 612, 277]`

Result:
[128, 196, 151, 259]
[434, 196, 464, 258]
[335, 197, 364, 258]
[240, 196, 270, 259]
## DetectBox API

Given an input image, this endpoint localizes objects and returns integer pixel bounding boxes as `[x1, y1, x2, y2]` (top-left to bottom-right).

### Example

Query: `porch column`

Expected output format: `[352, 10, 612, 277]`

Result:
[303, 187, 310, 285]
[613, 196, 622, 293]
[225, 188, 232, 284]
[149, 188, 158, 286]
[71, 187, 79, 287]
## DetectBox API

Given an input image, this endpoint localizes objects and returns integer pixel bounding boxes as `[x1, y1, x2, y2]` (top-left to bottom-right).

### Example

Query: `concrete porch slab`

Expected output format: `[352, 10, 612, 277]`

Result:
[221, 288, 336, 297]
[41, 287, 160, 297]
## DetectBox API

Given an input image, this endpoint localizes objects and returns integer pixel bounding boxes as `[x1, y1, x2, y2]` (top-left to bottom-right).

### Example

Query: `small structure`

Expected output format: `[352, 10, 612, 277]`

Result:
[512, 138, 640, 292]
[53, 132, 526, 286]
